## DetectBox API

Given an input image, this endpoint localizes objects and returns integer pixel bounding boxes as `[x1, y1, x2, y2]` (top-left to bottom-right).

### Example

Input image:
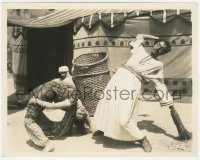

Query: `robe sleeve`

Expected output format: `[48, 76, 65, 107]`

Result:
[129, 35, 144, 53]
[154, 79, 174, 107]
[133, 60, 163, 81]
[140, 63, 174, 108]
[144, 66, 174, 108]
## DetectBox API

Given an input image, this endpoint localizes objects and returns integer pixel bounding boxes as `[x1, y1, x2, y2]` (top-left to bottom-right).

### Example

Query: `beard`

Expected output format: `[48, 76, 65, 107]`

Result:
[60, 75, 66, 80]
[150, 49, 158, 59]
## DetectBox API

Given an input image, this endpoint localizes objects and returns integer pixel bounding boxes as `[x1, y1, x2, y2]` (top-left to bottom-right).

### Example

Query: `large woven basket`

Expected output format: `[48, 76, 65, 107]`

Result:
[73, 52, 111, 116]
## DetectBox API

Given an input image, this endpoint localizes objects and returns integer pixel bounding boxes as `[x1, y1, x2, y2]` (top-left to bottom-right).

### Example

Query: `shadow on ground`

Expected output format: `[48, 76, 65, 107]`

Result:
[92, 135, 141, 150]
[138, 120, 178, 140]
[7, 92, 29, 114]
[26, 140, 44, 151]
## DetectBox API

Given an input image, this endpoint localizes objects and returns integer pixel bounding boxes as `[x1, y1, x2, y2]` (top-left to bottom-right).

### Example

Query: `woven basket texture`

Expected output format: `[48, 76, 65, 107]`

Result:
[73, 52, 111, 116]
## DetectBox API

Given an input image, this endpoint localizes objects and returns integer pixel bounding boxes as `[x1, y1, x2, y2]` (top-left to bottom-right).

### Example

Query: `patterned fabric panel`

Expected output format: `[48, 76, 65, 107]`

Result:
[74, 35, 192, 49]
[142, 78, 192, 96]
[74, 9, 191, 32]
[73, 17, 192, 78]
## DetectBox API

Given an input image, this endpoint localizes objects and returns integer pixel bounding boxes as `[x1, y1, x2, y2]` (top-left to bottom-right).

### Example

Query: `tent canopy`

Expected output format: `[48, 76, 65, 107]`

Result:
[7, 9, 132, 28]
[7, 9, 191, 28]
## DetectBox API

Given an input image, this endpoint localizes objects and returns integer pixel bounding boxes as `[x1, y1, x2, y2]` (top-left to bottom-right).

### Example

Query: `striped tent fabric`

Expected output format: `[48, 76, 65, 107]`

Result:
[8, 9, 133, 28]
[7, 9, 191, 29]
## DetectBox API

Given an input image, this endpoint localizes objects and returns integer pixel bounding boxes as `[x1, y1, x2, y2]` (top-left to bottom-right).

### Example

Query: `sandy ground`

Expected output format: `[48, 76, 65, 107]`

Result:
[5, 76, 193, 156]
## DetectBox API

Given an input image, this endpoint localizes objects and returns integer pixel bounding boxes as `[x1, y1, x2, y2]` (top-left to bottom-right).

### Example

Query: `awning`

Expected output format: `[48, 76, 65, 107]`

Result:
[74, 9, 191, 31]
[7, 9, 191, 29]
[7, 9, 133, 28]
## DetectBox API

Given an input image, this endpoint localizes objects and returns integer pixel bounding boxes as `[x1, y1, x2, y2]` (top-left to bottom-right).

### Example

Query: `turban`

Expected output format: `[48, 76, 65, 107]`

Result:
[58, 66, 69, 73]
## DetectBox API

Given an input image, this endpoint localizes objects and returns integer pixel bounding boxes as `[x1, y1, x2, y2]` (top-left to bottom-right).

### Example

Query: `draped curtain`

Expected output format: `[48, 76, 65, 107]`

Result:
[10, 27, 28, 91]
[27, 24, 74, 90]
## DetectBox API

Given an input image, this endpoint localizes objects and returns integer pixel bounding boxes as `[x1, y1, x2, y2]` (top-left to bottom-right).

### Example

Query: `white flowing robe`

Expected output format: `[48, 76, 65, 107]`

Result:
[93, 36, 173, 141]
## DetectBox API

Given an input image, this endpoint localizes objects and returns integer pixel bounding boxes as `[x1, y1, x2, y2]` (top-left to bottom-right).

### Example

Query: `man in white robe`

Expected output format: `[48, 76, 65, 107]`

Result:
[93, 34, 172, 152]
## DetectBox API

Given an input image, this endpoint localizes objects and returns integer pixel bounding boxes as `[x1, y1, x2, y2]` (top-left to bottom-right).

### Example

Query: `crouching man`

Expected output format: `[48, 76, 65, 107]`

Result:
[24, 79, 78, 152]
